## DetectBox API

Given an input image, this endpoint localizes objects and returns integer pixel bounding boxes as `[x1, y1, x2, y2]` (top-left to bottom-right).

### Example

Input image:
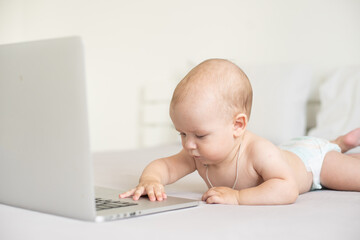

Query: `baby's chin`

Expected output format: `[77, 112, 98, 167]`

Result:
[192, 155, 202, 161]
[193, 156, 214, 166]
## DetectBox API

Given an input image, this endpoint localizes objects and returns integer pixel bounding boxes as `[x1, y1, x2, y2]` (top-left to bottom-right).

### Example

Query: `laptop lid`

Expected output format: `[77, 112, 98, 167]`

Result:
[0, 36, 96, 221]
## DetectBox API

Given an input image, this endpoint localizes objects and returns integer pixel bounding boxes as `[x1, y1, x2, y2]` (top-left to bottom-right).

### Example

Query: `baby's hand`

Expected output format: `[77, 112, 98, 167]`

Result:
[119, 181, 167, 202]
[202, 187, 239, 205]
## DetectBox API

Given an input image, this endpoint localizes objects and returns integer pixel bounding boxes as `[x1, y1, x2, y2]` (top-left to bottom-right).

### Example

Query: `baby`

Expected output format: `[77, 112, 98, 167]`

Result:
[120, 59, 360, 205]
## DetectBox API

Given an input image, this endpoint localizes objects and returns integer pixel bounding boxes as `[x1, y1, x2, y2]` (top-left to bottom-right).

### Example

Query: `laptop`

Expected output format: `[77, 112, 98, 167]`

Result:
[0, 36, 199, 222]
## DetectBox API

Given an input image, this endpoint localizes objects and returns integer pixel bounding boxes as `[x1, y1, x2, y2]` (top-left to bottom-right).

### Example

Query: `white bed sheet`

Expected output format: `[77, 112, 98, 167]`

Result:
[1, 144, 360, 240]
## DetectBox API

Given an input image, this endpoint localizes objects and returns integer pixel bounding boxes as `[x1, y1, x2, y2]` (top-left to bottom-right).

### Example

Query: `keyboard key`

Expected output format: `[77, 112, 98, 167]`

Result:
[95, 198, 138, 211]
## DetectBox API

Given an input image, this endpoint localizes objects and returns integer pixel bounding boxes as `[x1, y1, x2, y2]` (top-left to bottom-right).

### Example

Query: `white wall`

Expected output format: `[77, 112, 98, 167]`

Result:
[1, 0, 360, 152]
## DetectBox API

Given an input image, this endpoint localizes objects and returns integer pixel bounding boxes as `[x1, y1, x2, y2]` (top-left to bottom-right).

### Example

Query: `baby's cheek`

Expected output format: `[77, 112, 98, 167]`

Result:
[203, 148, 223, 160]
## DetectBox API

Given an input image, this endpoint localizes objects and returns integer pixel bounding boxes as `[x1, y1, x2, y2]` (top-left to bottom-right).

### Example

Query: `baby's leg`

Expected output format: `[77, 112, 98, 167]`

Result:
[320, 151, 360, 191]
[331, 128, 360, 153]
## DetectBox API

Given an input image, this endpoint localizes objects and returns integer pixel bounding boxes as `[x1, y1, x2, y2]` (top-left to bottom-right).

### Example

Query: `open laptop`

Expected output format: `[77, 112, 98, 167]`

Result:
[0, 36, 199, 222]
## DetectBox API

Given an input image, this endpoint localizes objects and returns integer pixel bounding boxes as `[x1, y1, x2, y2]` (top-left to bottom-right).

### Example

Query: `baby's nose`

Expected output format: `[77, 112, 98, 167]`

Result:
[184, 137, 197, 150]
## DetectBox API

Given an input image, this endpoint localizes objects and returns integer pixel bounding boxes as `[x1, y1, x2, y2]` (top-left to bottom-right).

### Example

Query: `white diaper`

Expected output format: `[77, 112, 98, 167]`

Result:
[279, 136, 341, 190]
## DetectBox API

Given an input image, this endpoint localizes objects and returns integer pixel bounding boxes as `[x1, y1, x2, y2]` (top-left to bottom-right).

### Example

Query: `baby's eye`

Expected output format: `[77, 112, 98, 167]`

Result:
[179, 132, 186, 137]
[195, 134, 206, 139]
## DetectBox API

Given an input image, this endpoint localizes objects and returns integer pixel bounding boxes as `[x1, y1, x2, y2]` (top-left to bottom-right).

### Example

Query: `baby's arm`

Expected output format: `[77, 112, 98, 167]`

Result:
[119, 148, 196, 201]
[238, 142, 299, 204]
[203, 140, 299, 205]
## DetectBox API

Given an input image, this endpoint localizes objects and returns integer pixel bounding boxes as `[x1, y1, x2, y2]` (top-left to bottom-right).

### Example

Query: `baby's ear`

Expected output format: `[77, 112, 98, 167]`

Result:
[233, 113, 247, 137]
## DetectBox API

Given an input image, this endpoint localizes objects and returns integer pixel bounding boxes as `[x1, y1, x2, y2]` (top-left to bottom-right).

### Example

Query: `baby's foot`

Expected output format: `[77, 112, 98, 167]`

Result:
[338, 128, 360, 152]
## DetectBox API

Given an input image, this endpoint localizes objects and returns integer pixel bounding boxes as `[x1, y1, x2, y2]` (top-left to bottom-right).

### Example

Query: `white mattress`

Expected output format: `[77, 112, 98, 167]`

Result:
[1, 144, 360, 240]
[93, 144, 360, 239]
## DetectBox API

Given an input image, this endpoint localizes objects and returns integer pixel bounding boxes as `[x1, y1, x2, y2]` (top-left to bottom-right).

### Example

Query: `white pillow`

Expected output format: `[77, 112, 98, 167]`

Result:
[308, 66, 360, 143]
[243, 65, 313, 145]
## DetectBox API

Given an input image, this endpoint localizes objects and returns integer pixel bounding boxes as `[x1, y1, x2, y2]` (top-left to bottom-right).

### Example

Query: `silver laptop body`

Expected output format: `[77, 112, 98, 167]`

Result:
[0, 36, 199, 222]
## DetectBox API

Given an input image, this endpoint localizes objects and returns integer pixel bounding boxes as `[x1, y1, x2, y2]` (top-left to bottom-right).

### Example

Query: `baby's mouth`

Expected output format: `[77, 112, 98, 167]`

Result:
[193, 156, 205, 163]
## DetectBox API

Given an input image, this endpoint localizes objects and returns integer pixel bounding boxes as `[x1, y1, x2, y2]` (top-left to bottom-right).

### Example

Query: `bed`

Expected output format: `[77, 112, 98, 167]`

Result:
[1, 65, 359, 240]
[93, 145, 360, 240]
[1, 144, 359, 240]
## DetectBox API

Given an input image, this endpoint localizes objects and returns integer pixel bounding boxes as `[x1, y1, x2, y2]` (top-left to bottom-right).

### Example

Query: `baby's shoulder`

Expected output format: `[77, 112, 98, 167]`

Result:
[245, 131, 276, 149]
[244, 132, 284, 170]
[244, 132, 280, 158]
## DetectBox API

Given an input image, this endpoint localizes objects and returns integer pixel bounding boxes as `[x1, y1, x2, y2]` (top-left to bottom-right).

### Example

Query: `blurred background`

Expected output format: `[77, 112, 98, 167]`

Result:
[1, 0, 359, 152]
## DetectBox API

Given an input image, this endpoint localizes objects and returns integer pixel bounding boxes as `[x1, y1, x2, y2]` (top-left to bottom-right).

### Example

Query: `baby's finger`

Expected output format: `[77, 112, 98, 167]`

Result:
[132, 186, 145, 201]
[119, 188, 136, 198]
[154, 185, 165, 201]
[205, 195, 221, 204]
[146, 187, 156, 202]
[201, 188, 216, 202]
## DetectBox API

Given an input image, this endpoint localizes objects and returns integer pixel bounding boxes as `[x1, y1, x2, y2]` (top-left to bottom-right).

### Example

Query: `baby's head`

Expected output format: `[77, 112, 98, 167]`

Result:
[170, 59, 253, 123]
[169, 59, 252, 163]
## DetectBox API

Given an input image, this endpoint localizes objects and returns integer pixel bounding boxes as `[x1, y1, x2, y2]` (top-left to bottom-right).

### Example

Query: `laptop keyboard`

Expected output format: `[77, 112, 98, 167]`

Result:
[95, 198, 138, 211]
